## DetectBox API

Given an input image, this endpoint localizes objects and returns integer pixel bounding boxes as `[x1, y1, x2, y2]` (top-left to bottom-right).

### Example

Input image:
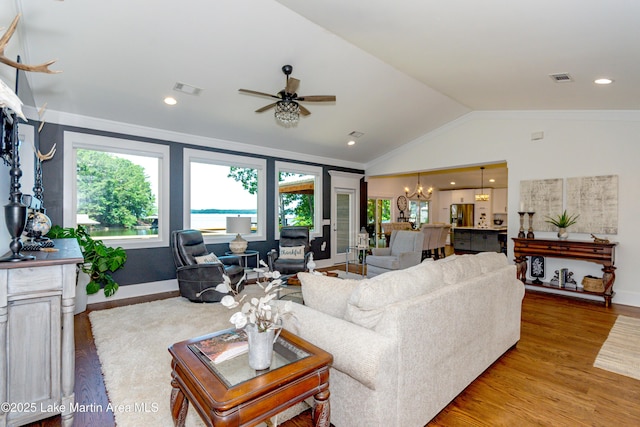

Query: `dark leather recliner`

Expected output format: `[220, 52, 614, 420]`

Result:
[171, 229, 244, 302]
[267, 226, 312, 275]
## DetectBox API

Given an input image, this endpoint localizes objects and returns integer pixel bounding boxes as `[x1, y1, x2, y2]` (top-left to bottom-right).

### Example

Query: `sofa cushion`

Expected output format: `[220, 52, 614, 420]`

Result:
[298, 273, 361, 318]
[438, 254, 483, 285]
[344, 261, 444, 329]
[475, 251, 509, 273]
[194, 252, 220, 264]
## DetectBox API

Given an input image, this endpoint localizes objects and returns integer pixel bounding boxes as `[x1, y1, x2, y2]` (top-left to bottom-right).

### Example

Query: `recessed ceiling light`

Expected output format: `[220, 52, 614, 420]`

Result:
[347, 140, 355, 146]
[450, 181, 456, 185]
[594, 78, 613, 85]
[164, 96, 177, 105]
[489, 178, 495, 183]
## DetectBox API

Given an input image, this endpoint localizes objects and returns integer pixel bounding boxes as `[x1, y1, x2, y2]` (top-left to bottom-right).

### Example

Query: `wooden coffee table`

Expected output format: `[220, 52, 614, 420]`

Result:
[169, 329, 333, 427]
[286, 271, 339, 286]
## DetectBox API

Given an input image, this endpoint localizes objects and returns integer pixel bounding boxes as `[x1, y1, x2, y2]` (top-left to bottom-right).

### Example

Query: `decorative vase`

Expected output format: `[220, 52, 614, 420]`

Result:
[557, 227, 569, 240]
[245, 324, 275, 370]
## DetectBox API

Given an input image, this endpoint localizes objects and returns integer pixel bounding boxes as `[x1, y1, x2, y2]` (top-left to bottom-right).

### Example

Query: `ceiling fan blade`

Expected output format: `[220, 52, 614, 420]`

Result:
[255, 103, 278, 113]
[299, 104, 311, 116]
[239, 88, 280, 99]
[296, 95, 336, 102]
[285, 77, 300, 94]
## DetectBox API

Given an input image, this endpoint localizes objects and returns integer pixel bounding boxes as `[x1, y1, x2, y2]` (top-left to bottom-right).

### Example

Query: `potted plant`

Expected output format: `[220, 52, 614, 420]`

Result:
[545, 210, 579, 239]
[48, 225, 127, 309]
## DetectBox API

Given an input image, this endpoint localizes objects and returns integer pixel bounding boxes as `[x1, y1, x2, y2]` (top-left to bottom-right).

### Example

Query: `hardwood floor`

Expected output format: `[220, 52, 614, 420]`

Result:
[27, 282, 640, 426]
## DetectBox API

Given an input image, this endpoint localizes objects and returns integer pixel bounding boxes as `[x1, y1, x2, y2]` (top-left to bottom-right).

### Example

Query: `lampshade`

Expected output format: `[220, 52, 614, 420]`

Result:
[226, 216, 251, 254]
[226, 216, 251, 235]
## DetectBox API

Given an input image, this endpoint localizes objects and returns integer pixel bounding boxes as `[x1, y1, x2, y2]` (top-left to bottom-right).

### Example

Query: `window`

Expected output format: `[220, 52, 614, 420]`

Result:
[274, 161, 323, 239]
[63, 132, 170, 249]
[409, 200, 430, 227]
[183, 149, 266, 244]
[367, 197, 391, 247]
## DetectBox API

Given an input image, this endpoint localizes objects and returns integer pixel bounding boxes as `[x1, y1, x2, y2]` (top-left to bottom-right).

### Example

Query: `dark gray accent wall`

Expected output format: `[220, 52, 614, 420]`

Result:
[36, 121, 363, 287]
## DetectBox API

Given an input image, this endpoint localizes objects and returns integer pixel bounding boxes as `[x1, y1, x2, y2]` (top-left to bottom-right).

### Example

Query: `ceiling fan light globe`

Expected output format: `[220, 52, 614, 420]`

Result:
[275, 100, 300, 127]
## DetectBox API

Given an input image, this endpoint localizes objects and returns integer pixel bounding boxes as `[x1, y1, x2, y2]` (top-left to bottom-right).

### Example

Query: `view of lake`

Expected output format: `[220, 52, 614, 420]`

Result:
[190, 213, 256, 230]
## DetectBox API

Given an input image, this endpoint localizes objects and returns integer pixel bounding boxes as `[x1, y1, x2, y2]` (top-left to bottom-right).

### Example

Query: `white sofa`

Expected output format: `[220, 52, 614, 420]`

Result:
[277, 252, 524, 427]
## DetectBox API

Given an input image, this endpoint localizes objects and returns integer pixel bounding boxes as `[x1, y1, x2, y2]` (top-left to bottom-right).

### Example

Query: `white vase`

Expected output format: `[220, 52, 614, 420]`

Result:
[74, 270, 90, 315]
[245, 324, 275, 370]
[557, 227, 569, 240]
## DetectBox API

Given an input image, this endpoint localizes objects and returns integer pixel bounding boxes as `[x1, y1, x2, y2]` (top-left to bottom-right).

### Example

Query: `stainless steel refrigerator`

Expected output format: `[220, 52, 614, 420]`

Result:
[450, 203, 474, 227]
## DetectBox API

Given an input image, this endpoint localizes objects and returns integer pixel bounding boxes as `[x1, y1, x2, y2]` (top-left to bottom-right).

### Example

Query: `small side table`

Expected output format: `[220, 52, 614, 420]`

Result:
[346, 246, 368, 277]
[226, 249, 260, 272]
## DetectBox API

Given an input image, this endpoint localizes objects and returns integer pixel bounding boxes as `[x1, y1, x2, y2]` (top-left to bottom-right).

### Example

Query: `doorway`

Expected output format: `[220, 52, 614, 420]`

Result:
[329, 171, 362, 266]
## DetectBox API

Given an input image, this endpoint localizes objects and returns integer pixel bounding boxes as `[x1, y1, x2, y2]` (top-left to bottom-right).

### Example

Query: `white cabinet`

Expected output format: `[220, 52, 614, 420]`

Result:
[492, 188, 508, 214]
[450, 189, 475, 204]
[0, 239, 82, 427]
[438, 191, 452, 223]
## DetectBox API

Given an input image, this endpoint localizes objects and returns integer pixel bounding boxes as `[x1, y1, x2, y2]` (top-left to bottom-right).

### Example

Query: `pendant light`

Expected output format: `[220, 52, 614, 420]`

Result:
[475, 167, 490, 201]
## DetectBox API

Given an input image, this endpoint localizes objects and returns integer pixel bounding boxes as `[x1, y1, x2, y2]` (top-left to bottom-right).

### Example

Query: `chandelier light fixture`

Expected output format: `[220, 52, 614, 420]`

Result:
[475, 167, 490, 201]
[405, 173, 433, 200]
[274, 100, 300, 127]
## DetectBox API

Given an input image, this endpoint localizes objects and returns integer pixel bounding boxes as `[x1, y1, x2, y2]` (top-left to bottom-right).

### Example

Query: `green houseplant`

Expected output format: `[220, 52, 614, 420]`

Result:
[48, 225, 127, 297]
[545, 210, 579, 239]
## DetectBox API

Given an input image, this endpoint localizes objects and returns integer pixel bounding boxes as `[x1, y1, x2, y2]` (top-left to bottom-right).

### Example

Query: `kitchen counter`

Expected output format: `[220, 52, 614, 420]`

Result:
[453, 227, 506, 253]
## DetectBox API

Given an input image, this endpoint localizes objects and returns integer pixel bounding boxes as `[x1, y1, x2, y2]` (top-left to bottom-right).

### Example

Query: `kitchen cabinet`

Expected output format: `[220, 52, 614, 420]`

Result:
[0, 239, 83, 427]
[492, 188, 508, 214]
[438, 191, 452, 223]
[453, 228, 502, 253]
[450, 189, 475, 204]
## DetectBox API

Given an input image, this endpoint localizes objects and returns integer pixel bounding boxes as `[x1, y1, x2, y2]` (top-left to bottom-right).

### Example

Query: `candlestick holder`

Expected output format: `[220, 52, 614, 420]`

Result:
[527, 212, 535, 239]
[517, 212, 526, 238]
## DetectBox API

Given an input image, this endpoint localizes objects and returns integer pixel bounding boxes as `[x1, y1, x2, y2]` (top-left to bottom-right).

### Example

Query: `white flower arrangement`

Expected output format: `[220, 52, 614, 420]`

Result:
[220, 260, 293, 333]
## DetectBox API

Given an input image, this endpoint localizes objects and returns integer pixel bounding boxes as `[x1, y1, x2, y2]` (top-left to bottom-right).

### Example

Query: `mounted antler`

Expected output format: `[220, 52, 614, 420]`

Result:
[34, 143, 56, 162]
[0, 15, 60, 74]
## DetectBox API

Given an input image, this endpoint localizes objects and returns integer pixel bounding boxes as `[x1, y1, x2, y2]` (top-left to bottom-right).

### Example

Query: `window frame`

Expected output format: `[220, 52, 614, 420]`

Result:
[274, 161, 323, 240]
[63, 131, 170, 250]
[183, 148, 267, 244]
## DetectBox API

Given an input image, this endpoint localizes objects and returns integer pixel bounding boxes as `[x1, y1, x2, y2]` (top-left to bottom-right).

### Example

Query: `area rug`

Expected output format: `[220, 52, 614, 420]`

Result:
[594, 315, 640, 380]
[89, 285, 306, 426]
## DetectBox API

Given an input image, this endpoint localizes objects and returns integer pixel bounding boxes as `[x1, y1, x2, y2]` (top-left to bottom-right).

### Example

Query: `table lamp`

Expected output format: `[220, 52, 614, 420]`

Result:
[226, 216, 251, 254]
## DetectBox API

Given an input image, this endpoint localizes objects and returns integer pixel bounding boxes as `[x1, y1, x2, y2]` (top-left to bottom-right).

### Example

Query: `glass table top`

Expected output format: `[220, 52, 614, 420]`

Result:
[189, 329, 310, 388]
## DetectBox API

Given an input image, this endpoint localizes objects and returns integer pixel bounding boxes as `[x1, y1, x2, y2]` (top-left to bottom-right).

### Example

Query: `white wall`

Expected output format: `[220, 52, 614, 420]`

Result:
[366, 110, 640, 307]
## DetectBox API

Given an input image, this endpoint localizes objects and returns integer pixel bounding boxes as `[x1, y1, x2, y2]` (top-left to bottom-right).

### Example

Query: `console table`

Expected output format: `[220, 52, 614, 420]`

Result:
[0, 239, 83, 426]
[513, 238, 617, 306]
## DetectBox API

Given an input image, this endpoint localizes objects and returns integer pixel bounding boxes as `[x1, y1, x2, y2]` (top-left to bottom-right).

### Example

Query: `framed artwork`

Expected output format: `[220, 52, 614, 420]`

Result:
[530, 255, 545, 284]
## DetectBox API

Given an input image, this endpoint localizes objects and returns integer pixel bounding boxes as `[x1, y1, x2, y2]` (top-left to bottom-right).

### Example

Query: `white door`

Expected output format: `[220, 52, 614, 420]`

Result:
[329, 171, 363, 266]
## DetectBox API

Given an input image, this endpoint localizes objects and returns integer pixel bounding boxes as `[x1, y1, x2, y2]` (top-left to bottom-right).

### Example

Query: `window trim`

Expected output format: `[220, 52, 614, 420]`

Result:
[183, 148, 267, 244]
[274, 161, 323, 240]
[63, 131, 170, 249]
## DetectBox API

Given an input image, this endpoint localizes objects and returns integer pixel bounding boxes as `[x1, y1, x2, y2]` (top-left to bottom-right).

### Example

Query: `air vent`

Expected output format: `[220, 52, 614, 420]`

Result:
[549, 73, 574, 83]
[173, 82, 203, 96]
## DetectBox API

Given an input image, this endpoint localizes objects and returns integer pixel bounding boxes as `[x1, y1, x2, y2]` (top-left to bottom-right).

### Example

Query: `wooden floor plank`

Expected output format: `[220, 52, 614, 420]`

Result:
[25, 284, 640, 426]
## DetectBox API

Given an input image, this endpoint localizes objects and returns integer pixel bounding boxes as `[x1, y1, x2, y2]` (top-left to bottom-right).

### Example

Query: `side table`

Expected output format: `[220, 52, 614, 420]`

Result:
[225, 249, 260, 272]
[169, 328, 333, 427]
[346, 246, 368, 276]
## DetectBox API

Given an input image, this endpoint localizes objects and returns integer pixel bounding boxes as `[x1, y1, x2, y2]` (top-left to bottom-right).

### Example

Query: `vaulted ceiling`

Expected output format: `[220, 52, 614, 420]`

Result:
[1, 0, 638, 170]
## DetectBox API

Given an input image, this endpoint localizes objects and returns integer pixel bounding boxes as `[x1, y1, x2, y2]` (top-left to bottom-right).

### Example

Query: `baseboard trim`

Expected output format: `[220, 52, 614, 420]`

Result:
[87, 279, 179, 306]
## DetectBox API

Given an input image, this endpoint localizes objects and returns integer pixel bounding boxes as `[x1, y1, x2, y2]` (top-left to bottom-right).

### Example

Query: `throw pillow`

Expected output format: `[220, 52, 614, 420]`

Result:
[279, 245, 305, 259]
[344, 262, 444, 330]
[475, 251, 509, 273]
[438, 254, 483, 285]
[194, 252, 220, 264]
[298, 272, 361, 318]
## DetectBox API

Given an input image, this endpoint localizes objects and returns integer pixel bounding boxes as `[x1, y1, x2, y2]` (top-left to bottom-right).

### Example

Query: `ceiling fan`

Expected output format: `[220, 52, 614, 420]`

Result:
[239, 65, 336, 127]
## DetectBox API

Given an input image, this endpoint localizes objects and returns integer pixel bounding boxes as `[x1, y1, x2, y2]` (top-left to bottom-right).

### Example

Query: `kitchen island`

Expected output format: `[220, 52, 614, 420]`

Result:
[452, 227, 507, 254]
